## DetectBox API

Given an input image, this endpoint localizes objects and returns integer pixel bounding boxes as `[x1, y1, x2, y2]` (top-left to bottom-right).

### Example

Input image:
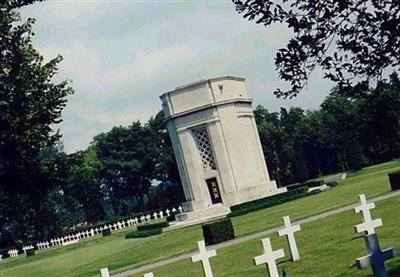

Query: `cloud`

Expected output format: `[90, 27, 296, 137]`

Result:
[40, 42, 102, 88]
[44, 1, 102, 20]
[103, 45, 200, 86]
[21, 1, 332, 154]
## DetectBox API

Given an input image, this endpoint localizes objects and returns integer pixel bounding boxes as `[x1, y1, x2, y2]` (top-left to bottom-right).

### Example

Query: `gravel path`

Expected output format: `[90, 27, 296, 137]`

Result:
[113, 190, 400, 277]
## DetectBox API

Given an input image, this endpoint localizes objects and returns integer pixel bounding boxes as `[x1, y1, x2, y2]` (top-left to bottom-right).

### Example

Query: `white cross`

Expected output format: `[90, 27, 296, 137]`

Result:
[191, 240, 217, 277]
[143, 273, 154, 277]
[354, 194, 382, 234]
[253, 238, 285, 277]
[356, 234, 395, 277]
[100, 267, 110, 277]
[278, 216, 301, 261]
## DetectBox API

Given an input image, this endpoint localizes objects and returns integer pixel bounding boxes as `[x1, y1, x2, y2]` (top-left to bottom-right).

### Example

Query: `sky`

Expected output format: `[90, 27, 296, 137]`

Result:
[21, 0, 333, 153]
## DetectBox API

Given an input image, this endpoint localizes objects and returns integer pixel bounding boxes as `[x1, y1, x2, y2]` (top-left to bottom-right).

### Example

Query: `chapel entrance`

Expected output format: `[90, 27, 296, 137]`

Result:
[206, 177, 222, 204]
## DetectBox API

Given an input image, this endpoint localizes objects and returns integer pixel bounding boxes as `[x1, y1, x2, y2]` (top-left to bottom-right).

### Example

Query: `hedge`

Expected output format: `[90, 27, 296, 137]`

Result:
[388, 171, 400, 191]
[230, 187, 309, 217]
[202, 218, 235, 246]
[286, 180, 324, 191]
[125, 229, 162, 239]
[308, 189, 323, 195]
[137, 221, 169, 231]
[26, 249, 35, 257]
[302, 180, 324, 188]
[102, 228, 111, 237]
[326, 181, 338, 187]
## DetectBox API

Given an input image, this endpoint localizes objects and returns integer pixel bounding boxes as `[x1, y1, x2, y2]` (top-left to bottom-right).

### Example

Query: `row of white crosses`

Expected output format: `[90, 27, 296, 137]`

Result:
[4, 206, 183, 262]
[50, 206, 183, 249]
[99, 215, 301, 277]
[22, 245, 34, 254]
[189, 216, 301, 277]
[253, 216, 301, 277]
[8, 249, 18, 258]
[37, 241, 50, 250]
[353, 194, 396, 277]
[172, 216, 300, 277]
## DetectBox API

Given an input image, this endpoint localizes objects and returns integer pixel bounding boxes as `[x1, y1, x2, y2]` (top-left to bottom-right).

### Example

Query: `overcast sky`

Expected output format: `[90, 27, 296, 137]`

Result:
[21, 0, 333, 153]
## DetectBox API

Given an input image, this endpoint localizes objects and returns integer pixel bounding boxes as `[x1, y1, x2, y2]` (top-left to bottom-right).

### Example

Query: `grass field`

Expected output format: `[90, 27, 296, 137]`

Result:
[130, 196, 400, 277]
[0, 160, 399, 277]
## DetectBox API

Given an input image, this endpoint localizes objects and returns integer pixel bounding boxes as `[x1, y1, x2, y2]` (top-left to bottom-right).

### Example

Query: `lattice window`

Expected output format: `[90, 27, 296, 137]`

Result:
[192, 127, 217, 170]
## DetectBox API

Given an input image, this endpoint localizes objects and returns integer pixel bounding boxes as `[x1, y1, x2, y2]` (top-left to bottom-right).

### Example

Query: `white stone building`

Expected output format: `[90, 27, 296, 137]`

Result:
[160, 76, 286, 223]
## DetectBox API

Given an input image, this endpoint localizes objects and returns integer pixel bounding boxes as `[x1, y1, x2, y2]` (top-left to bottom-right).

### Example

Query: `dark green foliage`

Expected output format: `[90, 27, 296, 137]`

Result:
[166, 215, 176, 222]
[125, 229, 162, 239]
[202, 218, 235, 246]
[308, 189, 323, 195]
[301, 180, 324, 188]
[102, 228, 111, 237]
[0, 1, 73, 249]
[26, 249, 35, 257]
[230, 187, 309, 217]
[285, 180, 323, 191]
[388, 171, 400, 191]
[137, 221, 169, 231]
[326, 182, 338, 187]
[233, 0, 400, 98]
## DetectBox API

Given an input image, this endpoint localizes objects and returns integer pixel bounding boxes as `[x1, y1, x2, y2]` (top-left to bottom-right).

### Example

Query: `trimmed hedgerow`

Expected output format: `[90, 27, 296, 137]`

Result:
[388, 171, 400, 191]
[125, 229, 162, 239]
[229, 187, 309, 217]
[308, 189, 323, 195]
[26, 249, 35, 257]
[137, 221, 169, 231]
[326, 181, 338, 187]
[166, 215, 176, 222]
[301, 180, 324, 188]
[286, 180, 324, 191]
[202, 218, 235, 246]
[102, 228, 111, 237]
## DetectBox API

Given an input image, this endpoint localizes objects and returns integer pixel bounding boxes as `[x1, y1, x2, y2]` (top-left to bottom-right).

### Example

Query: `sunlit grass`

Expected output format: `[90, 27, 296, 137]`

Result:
[1, 160, 399, 277]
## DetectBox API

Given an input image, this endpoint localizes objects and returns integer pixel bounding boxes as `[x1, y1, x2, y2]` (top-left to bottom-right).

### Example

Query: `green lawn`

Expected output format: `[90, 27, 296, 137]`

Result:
[130, 195, 400, 277]
[0, 160, 399, 277]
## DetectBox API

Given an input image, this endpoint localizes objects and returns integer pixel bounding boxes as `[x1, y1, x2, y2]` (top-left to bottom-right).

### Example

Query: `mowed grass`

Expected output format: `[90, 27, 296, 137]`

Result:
[0, 160, 399, 277]
[130, 195, 400, 277]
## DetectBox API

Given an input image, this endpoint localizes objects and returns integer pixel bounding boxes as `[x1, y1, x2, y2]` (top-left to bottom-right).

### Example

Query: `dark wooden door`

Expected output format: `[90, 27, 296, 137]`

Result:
[206, 177, 223, 204]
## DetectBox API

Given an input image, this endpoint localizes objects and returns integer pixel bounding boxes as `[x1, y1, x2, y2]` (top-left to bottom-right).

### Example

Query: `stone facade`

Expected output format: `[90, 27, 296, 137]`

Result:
[160, 76, 286, 222]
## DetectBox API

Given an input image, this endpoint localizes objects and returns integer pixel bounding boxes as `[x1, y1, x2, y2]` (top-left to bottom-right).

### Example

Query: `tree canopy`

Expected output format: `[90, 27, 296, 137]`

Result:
[233, 0, 400, 98]
[0, 0, 73, 248]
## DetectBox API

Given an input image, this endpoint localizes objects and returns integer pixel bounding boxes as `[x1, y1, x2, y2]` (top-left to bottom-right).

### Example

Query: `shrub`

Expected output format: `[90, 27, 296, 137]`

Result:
[102, 228, 111, 237]
[26, 249, 35, 257]
[308, 189, 323, 195]
[125, 229, 162, 239]
[326, 181, 338, 187]
[285, 182, 304, 191]
[137, 221, 169, 231]
[202, 218, 235, 246]
[388, 171, 400, 191]
[301, 180, 324, 188]
[230, 187, 309, 217]
[166, 215, 176, 222]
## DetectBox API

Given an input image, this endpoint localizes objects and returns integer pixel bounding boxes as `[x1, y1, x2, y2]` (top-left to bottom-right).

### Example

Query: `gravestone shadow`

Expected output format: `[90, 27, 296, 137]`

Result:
[388, 265, 400, 277]
[277, 257, 292, 265]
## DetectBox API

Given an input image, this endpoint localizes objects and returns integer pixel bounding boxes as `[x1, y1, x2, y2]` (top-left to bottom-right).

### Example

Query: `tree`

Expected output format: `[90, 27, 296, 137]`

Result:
[0, 0, 73, 247]
[93, 122, 155, 215]
[233, 0, 400, 98]
[67, 148, 104, 223]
